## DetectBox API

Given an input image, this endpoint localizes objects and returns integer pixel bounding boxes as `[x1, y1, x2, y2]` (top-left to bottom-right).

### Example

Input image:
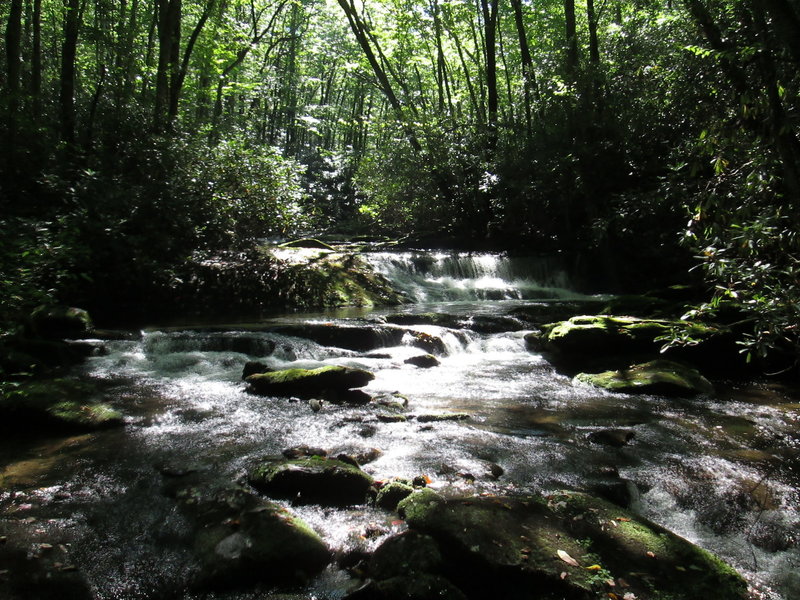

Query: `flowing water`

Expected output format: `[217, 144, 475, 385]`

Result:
[1, 252, 799, 599]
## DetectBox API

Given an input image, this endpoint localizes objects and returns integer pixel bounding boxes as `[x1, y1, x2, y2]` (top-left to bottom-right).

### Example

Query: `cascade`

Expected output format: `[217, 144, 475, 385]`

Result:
[365, 251, 578, 302]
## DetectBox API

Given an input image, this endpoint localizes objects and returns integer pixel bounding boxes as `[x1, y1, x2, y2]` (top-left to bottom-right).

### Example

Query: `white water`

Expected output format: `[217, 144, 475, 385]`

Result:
[365, 251, 579, 302]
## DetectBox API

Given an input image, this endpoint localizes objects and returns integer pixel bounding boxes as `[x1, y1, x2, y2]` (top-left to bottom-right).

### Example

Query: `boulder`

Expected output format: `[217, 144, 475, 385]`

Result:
[587, 428, 636, 447]
[393, 489, 748, 600]
[245, 365, 374, 398]
[575, 360, 714, 397]
[404, 354, 440, 368]
[28, 305, 93, 340]
[0, 378, 124, 434]
[407, 331, 448, 355]
[242, 361, 271, 379]
[248, 456, 374, 506]
[174, 484, 330, 589]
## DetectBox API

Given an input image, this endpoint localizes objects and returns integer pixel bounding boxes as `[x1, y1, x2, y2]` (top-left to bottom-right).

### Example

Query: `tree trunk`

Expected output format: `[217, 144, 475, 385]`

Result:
[31, 0, 42, 118]
[5, 0, 23, 175]
[60, 0, 81, 146]
[154, 0, 181, 131]
[510, 0, 538, 137]
[763, 0, 800, 64]
[563, 0, 578, 86]
[168, 0, 215, 125]
[479, 0, 498, 152]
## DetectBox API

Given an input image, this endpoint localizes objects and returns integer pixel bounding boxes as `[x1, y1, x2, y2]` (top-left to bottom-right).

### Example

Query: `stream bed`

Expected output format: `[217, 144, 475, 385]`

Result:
[1, 252, 799, 599]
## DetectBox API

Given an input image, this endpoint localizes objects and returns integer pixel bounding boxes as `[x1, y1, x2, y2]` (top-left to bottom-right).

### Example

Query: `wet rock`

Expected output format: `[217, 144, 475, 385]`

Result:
[0, 378, 124, 435]
[384, 313, 461, 329]
[590, 479, 640, 508]
[394, 489, 748, 600]
[242, 361, 271, 379]
[335, 453, 361, 467]
[377, 414, 407, 423]
[488, 464, 504, 479]
[175, 484, 330, 588]
[375, 481, 414, 511]
[463, 315, 526, 334]
[374, 392, 409, 410]
[404, 354, 440, 368]
[272, 323, 405, 352]
[0, 542, 92, 600]
[407, 332, 448, 355]
[282, 445, 328, 459]
[28, 305, 93, 340]
[248, 456, 374, 506]
[588, 428, 636, 447]
[246, 365, 374, 398]
[523, 331, 545, 351]
[414, 413, 469, 423]
[335, 388, 373, 405]
[575, 360, 714, 397]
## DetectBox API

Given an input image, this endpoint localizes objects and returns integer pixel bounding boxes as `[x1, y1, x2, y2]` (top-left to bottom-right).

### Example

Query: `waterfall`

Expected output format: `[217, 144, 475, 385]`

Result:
[365, 251, 578, 302]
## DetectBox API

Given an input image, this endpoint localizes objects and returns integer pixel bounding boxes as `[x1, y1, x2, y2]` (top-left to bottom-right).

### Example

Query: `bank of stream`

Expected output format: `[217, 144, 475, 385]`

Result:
[1, 251, 799, 599]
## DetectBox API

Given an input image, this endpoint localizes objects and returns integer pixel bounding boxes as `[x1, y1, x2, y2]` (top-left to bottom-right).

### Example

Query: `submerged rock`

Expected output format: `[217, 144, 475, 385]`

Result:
[391, 489, 748, 600]
[245, 365, 374, 398]
[242, 360, 271, 379]
[588, 428, 636, 447]
[174, 484, 330, 589]
[248, 456, 374, 506]
[575, 360, 714, 397]
[273, 323, 405, 352]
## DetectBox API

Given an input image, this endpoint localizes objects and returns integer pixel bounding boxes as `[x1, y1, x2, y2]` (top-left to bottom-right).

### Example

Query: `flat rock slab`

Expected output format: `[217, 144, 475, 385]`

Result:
[391, 489, 747, 600]
[575, 359, 714, 397]
[248, 456, 375, 506]
[245, 365, 374, 398]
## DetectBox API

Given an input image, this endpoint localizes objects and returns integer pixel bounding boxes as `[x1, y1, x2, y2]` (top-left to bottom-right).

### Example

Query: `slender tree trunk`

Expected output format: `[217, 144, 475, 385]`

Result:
[5, 0, 23, 177]
[563, 0, 578, 86]
[510, 0, 537, 137]
[763, 0, 800, 64]
[60, 0, 81, 146]
[168, 0, 215, 124]
[479, 0, 498, 152]
[154, 0, 181, 131]
[31, 0, 42, 118]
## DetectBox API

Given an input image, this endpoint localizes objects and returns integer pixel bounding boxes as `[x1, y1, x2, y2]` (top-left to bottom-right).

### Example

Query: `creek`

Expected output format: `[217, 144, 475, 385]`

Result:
[1, 251, 799, 599]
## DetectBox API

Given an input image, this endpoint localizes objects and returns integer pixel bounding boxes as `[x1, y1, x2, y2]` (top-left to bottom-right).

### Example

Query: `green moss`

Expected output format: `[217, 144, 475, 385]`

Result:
[575, 359, 714, 396]
[245, 365, 374, 397]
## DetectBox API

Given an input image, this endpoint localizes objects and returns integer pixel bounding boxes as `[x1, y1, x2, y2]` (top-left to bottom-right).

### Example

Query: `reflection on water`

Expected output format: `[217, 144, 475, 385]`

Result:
[1, 300, 799, 599]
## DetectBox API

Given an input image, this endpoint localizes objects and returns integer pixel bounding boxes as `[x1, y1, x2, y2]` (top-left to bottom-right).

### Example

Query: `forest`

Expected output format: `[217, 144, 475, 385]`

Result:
[1, 0, 799, 365]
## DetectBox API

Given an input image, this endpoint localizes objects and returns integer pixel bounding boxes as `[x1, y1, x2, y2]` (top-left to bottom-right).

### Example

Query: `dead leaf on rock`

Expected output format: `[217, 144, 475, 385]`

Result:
[557, 549, 580, 567]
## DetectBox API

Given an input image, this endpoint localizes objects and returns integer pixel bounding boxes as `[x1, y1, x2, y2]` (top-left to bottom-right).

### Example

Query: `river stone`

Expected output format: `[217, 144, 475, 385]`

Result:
[588, 428, 636, 447]
[404, 354, 440, 368]
[375, 480, 414, 510]
[575, 359, 714, 396]
[407, 331, 448, 355]
[245, 365, 374, 398]
[175, 484, 330, 588]
[248, 456, 374, 506]
[394, 489, 748, 600]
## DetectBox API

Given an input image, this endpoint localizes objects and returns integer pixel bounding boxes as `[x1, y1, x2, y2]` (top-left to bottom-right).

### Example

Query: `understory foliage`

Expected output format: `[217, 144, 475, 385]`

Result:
[0, 0, 798, 367]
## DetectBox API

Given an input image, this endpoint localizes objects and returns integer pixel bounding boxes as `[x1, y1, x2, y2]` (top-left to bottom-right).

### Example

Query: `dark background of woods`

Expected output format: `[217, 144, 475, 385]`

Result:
[1, 0, 799, 364]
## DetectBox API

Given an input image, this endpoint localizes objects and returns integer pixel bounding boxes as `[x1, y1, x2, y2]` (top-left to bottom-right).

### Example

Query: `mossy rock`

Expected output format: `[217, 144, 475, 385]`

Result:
[575, 360, 714, 397]
[394, 489, 747, 600]
[248, 456, 374, 506]
[175, 483, 330, 589]
[542, 315, 675, 355]
[375, 480, 414, 510]
[0, 378, 123, 434]
[28, 305, 93, 340]
[245, 365, 374, 398]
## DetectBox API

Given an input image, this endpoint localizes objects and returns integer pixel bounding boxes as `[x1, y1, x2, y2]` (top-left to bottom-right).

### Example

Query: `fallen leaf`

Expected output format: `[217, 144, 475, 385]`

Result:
[616, 517, 631, 522]
[586, 564, 603, 571]
[557, 549, 580, 567]
[646, 551, 656, 558]
[623, 593, 638, 600]
[605, 578, 616, 587]
[560, 571, 568, 580]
